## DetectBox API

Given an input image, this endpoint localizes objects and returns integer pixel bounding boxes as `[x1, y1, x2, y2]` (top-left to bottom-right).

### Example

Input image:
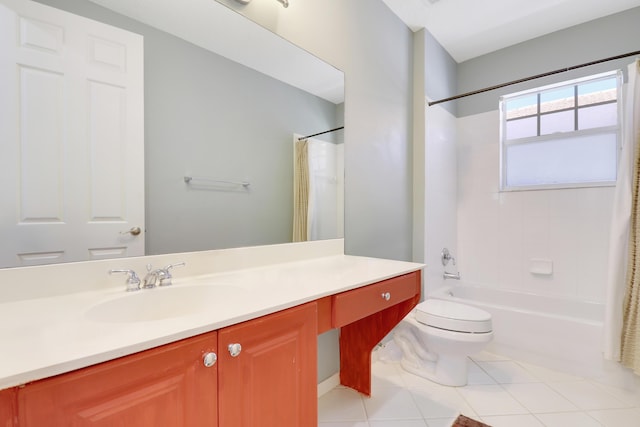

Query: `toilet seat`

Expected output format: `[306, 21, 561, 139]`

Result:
[415, 299, 492, 333]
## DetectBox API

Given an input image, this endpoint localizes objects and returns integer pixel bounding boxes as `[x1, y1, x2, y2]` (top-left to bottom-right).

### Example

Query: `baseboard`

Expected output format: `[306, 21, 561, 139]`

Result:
[317, 373, 340, 397]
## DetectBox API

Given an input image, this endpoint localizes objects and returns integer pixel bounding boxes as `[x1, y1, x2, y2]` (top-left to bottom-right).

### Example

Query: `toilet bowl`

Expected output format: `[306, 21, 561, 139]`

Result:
[393, 299, 493, 386]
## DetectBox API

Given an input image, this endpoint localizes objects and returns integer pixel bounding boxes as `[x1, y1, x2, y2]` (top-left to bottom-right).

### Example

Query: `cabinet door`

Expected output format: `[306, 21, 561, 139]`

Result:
[18, 332, 217, 427]
[219, 303, 317, 427]
[0, 388, 17, 427]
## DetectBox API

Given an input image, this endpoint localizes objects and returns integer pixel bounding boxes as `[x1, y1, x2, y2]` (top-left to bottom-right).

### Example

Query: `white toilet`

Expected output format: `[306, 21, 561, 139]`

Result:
[393, 299, 493, 386]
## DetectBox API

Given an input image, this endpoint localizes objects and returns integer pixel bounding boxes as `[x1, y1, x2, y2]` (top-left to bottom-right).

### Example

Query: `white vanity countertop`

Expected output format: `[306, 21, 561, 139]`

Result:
[0, 254, 423, 389]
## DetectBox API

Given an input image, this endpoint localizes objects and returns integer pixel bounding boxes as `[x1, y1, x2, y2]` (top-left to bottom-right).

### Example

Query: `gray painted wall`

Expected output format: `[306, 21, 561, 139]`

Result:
[236, 0, 415, 262]
[36, 0, 341, 255]
[424, 30, 458, 117]
[457, 7, 640, 117]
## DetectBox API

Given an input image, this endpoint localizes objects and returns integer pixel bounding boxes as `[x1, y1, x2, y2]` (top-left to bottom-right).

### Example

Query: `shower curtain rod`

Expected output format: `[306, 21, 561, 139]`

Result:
[427, 49, 640, 106]
[298, 126, 344, 141]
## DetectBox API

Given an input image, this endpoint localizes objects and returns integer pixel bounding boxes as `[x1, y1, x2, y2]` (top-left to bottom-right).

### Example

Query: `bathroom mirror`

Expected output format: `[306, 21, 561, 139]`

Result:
[0, 0, 344, 268]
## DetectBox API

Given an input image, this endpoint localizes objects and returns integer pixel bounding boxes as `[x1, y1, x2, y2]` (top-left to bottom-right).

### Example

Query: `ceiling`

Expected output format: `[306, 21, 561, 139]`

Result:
[381, 0, 640, 63]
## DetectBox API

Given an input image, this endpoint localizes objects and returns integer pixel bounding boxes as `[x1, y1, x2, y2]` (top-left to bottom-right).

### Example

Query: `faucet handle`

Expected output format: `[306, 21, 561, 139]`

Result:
[441, 248, 456, 266]
[158, 262, 186, 287]
[109, 269, 141, 292]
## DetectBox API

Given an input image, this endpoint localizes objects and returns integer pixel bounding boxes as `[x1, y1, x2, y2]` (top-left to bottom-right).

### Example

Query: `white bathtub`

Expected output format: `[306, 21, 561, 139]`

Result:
[429, 284, 605, 377]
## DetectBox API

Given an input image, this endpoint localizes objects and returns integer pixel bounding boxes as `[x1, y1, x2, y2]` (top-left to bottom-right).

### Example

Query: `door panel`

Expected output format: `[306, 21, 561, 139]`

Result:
[18, 66, 65, 223]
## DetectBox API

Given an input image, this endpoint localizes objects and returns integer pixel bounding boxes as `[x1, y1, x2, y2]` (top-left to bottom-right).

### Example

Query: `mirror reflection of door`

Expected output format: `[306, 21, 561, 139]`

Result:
[0, 0, 144, 267]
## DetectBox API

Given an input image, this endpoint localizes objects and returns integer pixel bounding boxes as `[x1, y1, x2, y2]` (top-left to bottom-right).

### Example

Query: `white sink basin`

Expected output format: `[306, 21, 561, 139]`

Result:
[85, 284, 242, 323]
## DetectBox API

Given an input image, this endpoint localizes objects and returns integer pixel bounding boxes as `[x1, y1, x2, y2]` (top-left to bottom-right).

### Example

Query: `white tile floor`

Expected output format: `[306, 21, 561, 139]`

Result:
[318, 351, 640, 427]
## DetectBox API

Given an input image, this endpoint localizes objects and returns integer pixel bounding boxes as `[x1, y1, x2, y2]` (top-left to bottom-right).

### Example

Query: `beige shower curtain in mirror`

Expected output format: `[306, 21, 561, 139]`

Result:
[292, 139, 309, 242]
[621, 59, 640, 374]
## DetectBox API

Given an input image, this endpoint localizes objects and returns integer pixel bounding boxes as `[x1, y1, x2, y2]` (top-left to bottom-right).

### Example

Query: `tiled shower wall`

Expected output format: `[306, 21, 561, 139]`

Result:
[424, 104, 458, 294]
[456, 110, 615, 303]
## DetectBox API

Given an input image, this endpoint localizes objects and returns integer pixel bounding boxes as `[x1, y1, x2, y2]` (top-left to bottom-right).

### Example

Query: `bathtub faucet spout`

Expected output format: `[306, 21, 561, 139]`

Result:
[443, 272, 460, 280]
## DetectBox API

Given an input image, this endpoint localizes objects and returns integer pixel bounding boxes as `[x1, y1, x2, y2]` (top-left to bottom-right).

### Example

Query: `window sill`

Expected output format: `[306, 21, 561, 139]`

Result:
[499, 180, 616, 192]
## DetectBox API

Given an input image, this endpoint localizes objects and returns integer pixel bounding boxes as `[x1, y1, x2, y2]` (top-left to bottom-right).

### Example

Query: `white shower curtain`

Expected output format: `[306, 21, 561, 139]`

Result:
[307, 139, 342, 241]
[292, 135, 344, 242]
[604, 59, 640, 361]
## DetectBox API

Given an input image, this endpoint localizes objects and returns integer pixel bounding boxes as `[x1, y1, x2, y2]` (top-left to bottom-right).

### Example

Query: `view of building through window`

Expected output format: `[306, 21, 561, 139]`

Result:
[500, 71, 621, 190]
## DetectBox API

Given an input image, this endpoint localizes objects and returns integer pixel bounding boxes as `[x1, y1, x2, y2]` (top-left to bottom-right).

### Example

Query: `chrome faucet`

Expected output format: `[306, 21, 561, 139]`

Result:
[108, 269, 142, 292]
[109, 262, 186, 291]
[142, 264, 162, 288]
[157, 262, 186, 286]
[143, 262, 186, 288]
[441, 248, 456, 267]
[441, 248, 460, 280]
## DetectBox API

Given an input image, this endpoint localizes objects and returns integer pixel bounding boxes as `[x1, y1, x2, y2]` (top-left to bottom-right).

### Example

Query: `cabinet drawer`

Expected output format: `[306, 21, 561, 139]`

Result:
[332, 272, 420, 327]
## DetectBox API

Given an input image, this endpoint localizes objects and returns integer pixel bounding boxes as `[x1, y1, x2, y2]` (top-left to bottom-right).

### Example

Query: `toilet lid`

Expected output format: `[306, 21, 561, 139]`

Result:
[415, 299, 492, 333]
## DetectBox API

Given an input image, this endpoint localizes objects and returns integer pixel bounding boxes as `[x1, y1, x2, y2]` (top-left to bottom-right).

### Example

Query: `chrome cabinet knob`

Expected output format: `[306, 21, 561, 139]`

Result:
[381, 292, 391, 301]
[203, 352, 217, 367]
[228, 343, 242, 357]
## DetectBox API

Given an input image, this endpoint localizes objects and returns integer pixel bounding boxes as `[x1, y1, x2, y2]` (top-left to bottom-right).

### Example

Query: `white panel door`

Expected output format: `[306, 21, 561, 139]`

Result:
[0, 0, 144, 267]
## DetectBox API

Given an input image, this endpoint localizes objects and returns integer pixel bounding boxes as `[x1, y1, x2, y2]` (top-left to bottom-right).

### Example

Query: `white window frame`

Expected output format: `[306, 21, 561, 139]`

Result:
[499, 70, 622, 191]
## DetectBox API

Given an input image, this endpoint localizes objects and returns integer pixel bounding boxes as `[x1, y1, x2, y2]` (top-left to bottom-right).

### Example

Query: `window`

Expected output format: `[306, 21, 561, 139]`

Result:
[500, 71, 622, 190]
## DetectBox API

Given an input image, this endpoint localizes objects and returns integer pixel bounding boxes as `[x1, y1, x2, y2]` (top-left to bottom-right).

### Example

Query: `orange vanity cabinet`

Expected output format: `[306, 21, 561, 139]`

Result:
[2, 270, 421, 425]
[333, 272, 420, 326]
[218, 302, 317, 426]
[9, 302, 318, 427]
[334, 271, 421, 396]
[16, 331, 218, 426]
[1, 388, 17, 427]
